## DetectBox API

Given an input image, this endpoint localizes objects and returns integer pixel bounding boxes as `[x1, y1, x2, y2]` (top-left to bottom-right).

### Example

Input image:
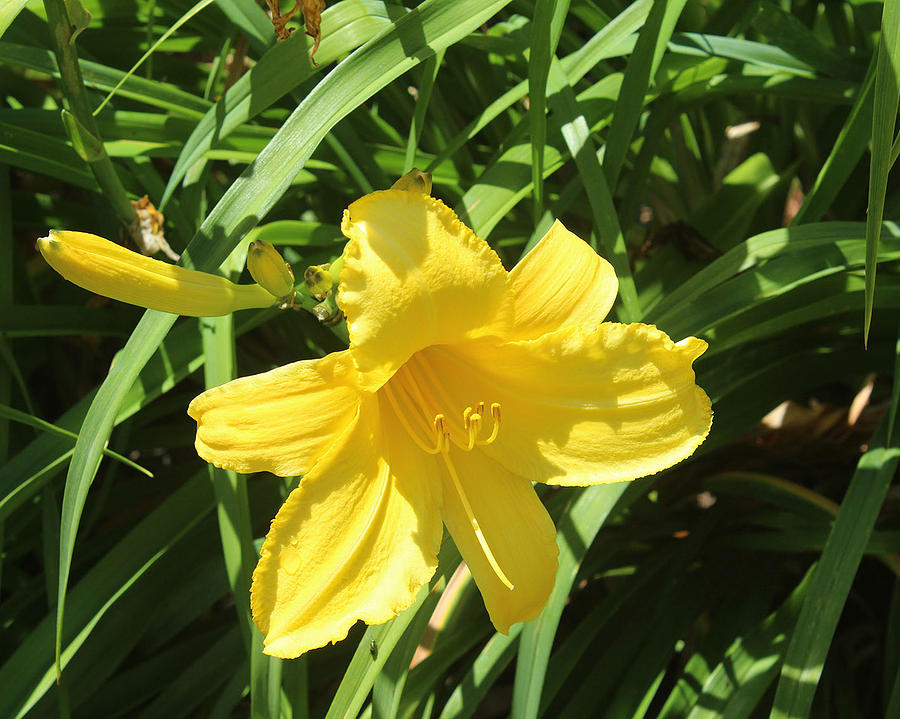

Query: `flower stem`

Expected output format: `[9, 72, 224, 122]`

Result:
[43, 0, 141, 240]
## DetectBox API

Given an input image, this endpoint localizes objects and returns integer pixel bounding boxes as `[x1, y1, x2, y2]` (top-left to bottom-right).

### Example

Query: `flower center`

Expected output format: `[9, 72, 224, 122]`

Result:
[382, 363, 513, 591]
[381, 352, 503, 455]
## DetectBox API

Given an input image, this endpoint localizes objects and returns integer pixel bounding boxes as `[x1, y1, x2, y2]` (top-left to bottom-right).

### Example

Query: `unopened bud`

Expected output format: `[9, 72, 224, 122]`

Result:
[247, 240, 295, 299]
[304, 263, 334, 300]
[391, 168, 432, 195]
[36, 230, 275, 316]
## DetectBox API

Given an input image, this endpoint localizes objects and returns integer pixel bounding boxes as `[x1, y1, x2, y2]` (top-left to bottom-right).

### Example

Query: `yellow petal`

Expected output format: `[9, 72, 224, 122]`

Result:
[251, 395, 443, 657]
[339, 190, 511, 390]
[37, 230, 275, 316]
[438, 447, 558, 633]
[508, 220, 619, 340]
[188, 351, 360, 476]
[421, 324, 712, 486]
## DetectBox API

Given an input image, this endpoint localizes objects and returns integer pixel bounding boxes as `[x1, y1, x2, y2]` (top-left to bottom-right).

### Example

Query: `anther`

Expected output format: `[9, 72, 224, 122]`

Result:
[465, 412, 482, 450]
[476, 403, 502, 446]
[432, 414, 446, 454]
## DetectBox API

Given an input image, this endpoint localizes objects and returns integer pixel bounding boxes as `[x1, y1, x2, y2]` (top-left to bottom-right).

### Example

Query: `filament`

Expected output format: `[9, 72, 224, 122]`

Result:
[439, 444, 514, 590]
[464, 412, 481, 450]
[383, 382, 443, 454]
[476, 403, 501, 445]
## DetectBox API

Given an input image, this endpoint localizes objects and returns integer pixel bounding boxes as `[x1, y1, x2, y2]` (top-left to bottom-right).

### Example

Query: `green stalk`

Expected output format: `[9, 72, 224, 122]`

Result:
[42, 0, 140, 238]
[0, 161, 9, 601]
[201, 314, 283, 718]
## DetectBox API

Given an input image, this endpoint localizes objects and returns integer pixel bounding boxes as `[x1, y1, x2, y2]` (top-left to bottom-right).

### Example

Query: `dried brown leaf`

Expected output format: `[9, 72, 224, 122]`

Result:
[301, 0, 325, 61]
[130, 195, 179, 260]
[264, 0, 325, 64]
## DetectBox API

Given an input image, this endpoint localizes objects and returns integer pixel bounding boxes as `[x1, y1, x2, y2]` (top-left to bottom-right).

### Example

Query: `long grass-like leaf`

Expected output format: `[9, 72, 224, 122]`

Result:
[0, 42, 211, 116]
[603, 0, 687, 188]
[0, 404, 151, 476]
[439, 629, 521, 719]
[510, 480, 651, 719]
[864, 0, 900, 342]
[404, 50, 444, 173]
[0, 0, 29, 38]
[0, 476, 216, 718]
[159, 1, 400, 208]
[678, 568, 815, 719]
[771, 337, 900, 717]
[792, 60, 875, 225]
[93, 0, 216, 116]
[547, 60, 640, 321]
[528, 0, 569, 218]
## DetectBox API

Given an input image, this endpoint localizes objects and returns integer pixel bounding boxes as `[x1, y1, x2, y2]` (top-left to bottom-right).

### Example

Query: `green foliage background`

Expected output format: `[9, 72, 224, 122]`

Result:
[2, 0, 900, 716]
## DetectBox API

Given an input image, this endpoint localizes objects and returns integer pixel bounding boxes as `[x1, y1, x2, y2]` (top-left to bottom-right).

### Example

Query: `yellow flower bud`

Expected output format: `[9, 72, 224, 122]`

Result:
[304, 263, 334, 300]
[37, 230, 276, 317]
[247, 240, 295, 299]
[391, 169, 432, 195]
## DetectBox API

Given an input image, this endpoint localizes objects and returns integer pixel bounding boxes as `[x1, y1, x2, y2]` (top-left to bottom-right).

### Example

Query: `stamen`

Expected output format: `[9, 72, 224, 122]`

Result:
[433, 415, 446, 454]
[385, 359, 503, 456]
[383, 383, 444, 455]
[464, 411, 482, 450]
[476, 403, 502, 446]
[439, 445, 514, 590]
[408, 353, 469, 438]
[405, 360, 446, 426]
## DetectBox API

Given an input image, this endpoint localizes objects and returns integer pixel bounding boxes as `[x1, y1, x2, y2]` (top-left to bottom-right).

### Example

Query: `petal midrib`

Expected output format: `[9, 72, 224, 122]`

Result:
[428, 343, 702, 411]
[281, 457, 393, 630]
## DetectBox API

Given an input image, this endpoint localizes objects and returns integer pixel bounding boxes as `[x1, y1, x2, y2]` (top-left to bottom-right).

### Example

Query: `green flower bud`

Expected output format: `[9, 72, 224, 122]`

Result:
[391, 169, 433, 195]
[304, 263, 334, 300]
[248, 240, 295, 299]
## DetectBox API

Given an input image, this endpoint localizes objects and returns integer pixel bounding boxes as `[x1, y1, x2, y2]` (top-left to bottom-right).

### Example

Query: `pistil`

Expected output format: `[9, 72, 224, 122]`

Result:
[439, 442, 514, 591]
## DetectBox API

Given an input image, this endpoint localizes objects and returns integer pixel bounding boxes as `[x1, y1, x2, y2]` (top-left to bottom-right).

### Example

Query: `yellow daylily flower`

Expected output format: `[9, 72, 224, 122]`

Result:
[186, 189, 713, 658]
[36, 230, 277, 316]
